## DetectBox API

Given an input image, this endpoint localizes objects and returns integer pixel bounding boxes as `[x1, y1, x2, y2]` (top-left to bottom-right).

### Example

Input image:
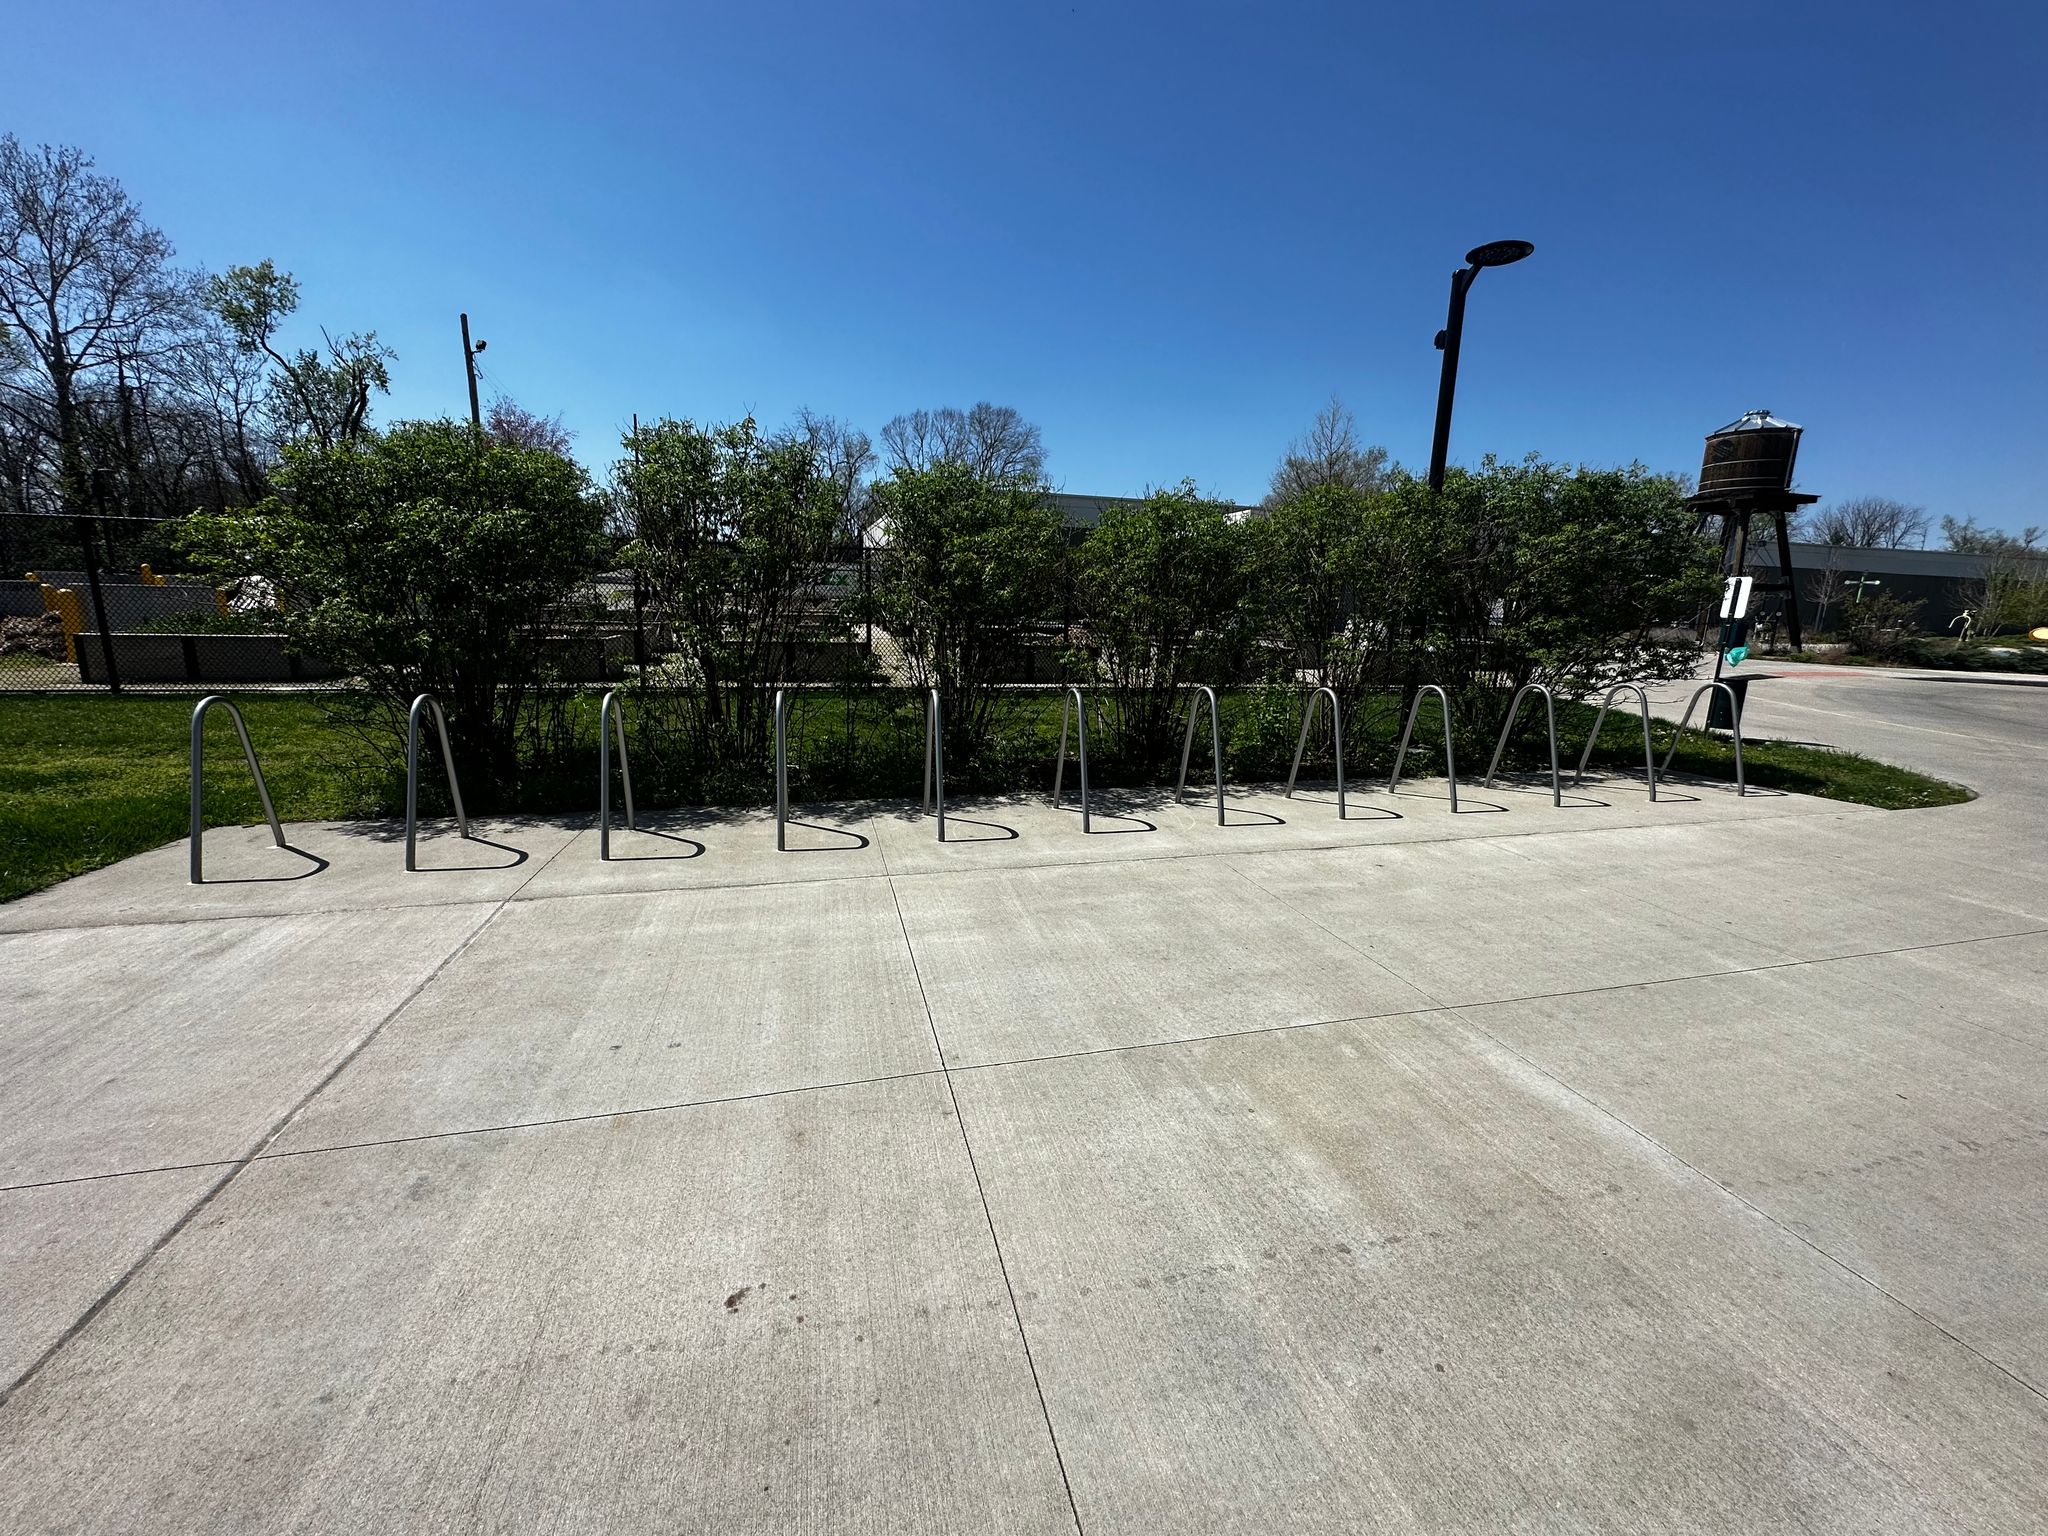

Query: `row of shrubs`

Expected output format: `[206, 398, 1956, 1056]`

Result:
[181, 416, 1722, 810]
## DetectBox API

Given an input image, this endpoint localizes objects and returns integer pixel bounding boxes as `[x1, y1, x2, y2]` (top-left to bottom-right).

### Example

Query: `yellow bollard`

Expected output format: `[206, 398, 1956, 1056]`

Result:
[43, 586, 84, 664]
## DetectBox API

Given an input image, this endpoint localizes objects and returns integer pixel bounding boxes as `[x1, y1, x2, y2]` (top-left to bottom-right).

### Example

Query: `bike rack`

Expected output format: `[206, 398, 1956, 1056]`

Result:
[1573, 683, 1659, 802]
[922, 688, 946, 841]
[1482, 683, 1562, 807]
[189, 695, 286, 884]
[1389, 684, 1459, 811]
[598, 689, 638, 860]
[1284, 687, 1345, 817]
[773, 688, 795, 850]
[1660, 680, 1747, 796]
[1176, 684, 1225, 825]
[405, 693, 472, 871]
[1051, 686, 1092, 831]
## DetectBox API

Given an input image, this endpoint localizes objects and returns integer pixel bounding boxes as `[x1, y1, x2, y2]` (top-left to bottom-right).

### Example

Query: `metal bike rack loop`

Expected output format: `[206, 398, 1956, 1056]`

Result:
[1660, 680, 1747, 796]
[598, 689, 638, 860]
[1573, 683, 1659, 802]
[405, 693, 472, 871]
[1389, 684, 1459, 811]
[1051, 686, 1092, 831]
[922, 688, 946, 841]
[189, 695, 286, 884]
[1176, 684, 1225, 825]
[773, 688, 794, 851]
[1284, 687, 1345, 817]
[1482, 683, 1562, 807]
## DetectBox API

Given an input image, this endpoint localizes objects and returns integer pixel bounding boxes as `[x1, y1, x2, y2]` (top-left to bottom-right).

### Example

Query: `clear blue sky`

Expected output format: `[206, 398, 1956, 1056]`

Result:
[13, 2, 2045, 528]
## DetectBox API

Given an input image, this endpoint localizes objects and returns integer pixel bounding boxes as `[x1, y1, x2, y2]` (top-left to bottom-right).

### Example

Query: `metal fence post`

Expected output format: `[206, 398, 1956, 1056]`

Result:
[75, 515, 120, 693]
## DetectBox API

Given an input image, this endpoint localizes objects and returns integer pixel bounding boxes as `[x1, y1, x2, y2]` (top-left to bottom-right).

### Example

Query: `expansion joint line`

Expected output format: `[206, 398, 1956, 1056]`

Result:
[0, 831, 580, 1409]
[885, 873, 1088, 1536]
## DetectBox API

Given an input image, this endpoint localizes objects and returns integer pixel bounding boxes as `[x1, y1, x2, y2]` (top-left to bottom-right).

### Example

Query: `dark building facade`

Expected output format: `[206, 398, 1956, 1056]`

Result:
[1751, 541, 2033, 636]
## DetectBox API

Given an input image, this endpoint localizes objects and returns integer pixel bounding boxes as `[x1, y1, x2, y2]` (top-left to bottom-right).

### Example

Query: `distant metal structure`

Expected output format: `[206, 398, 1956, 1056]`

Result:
[1482, 683, 1561, 806]
[1284, 687, 1346, 817]
[1388, 684, 1459, 811]
[922, 688, 946, 841]
[1661, 680, 1748, 796]
[1573, 683, 1659, 801]
[1051, 687, 1093, 831]
[598, 689, 638, 859]
[188, 695, 285, 884]
[1686, 409, 1819, 652]
[1176, 685, 1225, 825]
[405, 693, 472, 871]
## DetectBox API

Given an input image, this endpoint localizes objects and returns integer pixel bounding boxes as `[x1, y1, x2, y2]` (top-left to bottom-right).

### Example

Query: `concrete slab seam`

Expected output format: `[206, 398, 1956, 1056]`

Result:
[1444, 1002, 2048, 1408]
[0, 827, 580, 1406]
[885, 872, 1088, 1536]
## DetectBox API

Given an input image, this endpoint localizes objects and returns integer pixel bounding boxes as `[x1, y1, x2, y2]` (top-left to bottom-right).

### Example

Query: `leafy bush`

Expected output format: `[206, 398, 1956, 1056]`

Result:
[1386, 456, 1717, 758]
[613, 416, 845, 778]
[1075, 482, 1249, 769]
[181, 419, 607, 800]
[1838, 591, 1924, 662]
[1246, 481, 1416, 751]
[864, 461, 1068, 761]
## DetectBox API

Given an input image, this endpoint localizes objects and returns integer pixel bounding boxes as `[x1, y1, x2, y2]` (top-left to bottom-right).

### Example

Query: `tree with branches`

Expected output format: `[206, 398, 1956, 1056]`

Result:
[0, 135, 200, 516]
[879, 402, 1044, 487]
[1795, 495, 1930, 549]
[1264, 396, 1394, 508]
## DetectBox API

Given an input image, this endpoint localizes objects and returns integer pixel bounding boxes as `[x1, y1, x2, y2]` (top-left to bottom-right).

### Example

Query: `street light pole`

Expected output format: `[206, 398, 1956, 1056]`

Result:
[1426, 240, 1534, 492]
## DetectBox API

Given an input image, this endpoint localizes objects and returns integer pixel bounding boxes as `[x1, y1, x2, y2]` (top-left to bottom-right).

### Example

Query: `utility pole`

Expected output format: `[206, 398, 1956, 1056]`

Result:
[460, 313, 485, 431]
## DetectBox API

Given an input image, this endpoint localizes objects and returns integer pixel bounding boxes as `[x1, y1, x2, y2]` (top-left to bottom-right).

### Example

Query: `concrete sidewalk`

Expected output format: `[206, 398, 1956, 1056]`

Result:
[3, 728, 2046, 1530]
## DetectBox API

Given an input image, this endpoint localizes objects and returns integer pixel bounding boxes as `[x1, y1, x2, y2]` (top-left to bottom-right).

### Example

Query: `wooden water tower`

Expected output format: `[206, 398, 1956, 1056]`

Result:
[1685, 408, 1818, 650]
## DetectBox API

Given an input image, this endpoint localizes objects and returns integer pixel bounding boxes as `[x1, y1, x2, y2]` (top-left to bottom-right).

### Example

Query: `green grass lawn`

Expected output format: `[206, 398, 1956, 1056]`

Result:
[0, 695, 375, 904]
[0, 689, 1974, 905]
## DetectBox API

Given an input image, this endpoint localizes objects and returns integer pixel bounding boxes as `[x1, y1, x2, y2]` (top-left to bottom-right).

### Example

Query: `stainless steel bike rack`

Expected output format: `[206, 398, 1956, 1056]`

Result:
[773, 687, 794, 851]
[922, 688, 946, 841]
[1660, 680, 1747, 796]
[1482, 683, 1562, 807]
[598, 689, 638, 859]
[1389, 684, 1459, 811]
[1284, 686, 1345, 817]
[1176, 684, 1225, 825]
[189, 695, 286, 884]
[406, 692, 472, 871]
[1052, 686, 1092, 831]
[1573, 683, 1659, 802]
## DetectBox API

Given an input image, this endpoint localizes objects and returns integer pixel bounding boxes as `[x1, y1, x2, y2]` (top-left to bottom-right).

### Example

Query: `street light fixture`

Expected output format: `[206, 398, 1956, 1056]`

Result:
[1427, 239, 1534, 490]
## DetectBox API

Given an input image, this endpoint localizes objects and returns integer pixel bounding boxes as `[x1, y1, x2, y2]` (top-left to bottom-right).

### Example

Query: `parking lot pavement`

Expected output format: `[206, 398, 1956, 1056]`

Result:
[4, 677, 2046, 1531]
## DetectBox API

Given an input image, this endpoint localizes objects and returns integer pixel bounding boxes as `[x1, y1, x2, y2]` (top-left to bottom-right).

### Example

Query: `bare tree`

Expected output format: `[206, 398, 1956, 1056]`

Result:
[1265, 396, 1393, 507]
[486, 396, 575, 456]
[1795, 495, 1930, 549]
[0, 135, 200, 515]
[879, 402, 1044, 487]
[1941, 514, 2043, 555]
[781, 406, 875, 539]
